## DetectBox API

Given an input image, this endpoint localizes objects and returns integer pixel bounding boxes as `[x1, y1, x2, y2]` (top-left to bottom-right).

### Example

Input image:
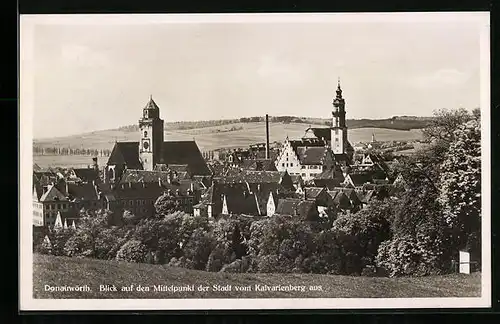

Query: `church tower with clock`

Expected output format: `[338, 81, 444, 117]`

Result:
[138, 96, 164, 171]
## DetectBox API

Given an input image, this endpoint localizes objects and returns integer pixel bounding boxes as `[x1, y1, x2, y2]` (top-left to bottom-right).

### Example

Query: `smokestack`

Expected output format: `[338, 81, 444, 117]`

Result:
[265, 114, 270, 159]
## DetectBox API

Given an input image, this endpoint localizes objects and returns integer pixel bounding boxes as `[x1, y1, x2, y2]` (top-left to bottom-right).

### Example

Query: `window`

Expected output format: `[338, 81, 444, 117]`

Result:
[130, 200, 134, 206]
[282, 163, 285, 167]
[290, 163, 293, 167]
[144, 131, 148, 137]
[302, 173, 306, 177]
[335, 138, 339, 142]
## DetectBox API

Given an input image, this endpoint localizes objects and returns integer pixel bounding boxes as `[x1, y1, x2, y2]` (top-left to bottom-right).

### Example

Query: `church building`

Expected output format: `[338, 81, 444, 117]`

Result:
[275, 80, 354, 181]
[301, 79, 354, 163]
[105, 96, 211, 183]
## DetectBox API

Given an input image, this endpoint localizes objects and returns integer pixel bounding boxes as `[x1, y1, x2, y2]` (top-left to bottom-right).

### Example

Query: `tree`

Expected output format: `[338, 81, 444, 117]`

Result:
[68, 209, 113, 258]
[154, 192, 182, 216]
[133, 212, 187, 263]
[376, 142, 455, 276]
[422, 108, 473, 143]
[439, 118, 481, 261]
[182, 228, 215, 270]
[332, 201, 393, 274]
[116, 239, 149, 263]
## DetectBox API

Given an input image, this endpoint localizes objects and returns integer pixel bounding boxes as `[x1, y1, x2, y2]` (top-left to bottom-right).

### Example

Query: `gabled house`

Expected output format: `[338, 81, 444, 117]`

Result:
[327, 190, 357, 211]
[69, 167, 100, 184]
[275, 137, 336, 181]
[33, 183, 70, 227]
[355, 189, 377, 208]
[342, 172, 374, 188]
[275, 198, 319, 221]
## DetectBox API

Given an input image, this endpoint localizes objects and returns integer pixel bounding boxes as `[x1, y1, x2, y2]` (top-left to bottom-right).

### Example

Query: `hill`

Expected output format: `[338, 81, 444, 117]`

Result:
[33, 122, 424, 153]
[33, 254, 481, 299]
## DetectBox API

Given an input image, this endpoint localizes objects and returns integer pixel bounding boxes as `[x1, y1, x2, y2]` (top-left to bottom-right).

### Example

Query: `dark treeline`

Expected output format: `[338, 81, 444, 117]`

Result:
[115, 116, 432, 133]
[33, 146, 111, 157]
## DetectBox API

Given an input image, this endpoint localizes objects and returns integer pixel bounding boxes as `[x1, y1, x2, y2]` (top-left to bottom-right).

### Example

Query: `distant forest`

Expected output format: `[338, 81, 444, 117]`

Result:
[116, 115, 433, 132]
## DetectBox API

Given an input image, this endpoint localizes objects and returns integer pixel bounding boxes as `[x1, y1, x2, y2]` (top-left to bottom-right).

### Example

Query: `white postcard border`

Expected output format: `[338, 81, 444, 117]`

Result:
[19, 12, 491, 311]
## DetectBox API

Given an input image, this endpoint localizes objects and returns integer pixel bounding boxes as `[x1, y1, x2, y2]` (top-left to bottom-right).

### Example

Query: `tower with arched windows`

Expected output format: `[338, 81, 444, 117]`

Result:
[138, 95, 164, 171]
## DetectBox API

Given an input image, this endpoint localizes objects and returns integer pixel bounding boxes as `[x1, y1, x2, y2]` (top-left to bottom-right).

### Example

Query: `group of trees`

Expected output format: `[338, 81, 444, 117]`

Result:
[33, 146, 111, 157]
[34, 203, 393, 275]
[34, 108, 481, 277]
[376, 108, 481, 276]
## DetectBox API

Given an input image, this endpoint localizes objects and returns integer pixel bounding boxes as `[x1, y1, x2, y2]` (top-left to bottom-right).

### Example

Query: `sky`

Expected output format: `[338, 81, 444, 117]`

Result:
[20, 13, 489, 139]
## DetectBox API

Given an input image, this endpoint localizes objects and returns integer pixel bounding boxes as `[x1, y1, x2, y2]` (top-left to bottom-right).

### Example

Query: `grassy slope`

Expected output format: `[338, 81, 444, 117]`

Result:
[33, 254, 481, 299]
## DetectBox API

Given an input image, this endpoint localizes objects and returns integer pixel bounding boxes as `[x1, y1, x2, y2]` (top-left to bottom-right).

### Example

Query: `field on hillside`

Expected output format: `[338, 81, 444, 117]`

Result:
[33, 155, 109, 169]
[33, 254, 481, 299]
[33, 122, 423, 153]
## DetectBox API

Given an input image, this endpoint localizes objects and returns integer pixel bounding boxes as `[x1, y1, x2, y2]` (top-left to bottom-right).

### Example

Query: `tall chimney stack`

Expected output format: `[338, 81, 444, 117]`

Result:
[265, 114, 270, 159]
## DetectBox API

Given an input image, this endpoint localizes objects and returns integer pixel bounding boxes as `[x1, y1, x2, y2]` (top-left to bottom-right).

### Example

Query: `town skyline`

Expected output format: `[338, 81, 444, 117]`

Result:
[21, 13, 486, 139]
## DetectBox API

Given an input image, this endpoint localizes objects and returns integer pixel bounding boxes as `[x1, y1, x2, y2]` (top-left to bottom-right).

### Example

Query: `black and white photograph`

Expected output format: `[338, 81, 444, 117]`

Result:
[19, 12, 491, 310]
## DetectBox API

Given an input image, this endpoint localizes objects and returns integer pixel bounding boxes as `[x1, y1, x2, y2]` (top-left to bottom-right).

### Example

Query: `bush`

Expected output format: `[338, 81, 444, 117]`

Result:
[332, 202, 392, 274]
[48, 229, 74, 256]
[116, 239, 149, 263]
[376, 228, 450, 277]
[182, 228, 215, 270]
[64, 232, 94, 257]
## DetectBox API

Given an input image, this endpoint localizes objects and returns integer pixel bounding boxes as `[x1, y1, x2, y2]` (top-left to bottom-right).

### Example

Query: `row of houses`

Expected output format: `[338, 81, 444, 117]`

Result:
[33, 150, 400, 229]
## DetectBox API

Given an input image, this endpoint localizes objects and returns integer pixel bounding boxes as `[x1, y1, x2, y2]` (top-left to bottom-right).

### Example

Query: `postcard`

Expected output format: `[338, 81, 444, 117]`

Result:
[19, 12, 491, 311]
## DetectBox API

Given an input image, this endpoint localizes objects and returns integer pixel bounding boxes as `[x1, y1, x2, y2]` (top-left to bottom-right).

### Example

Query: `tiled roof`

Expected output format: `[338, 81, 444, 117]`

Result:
[288, 140, 325, 155]
[314, 167, 344, 180]
[296, 146, 329, 165]
[120, 169, 173, 184]
[107, 142, 143, 169]
[71, 168, 99, 183]
[247, 182, 289, 213]
[333, 153, 352, 164]
[303, 187, 325, 199]
[161, 141, 211, 176]
[107, 140, 211, 176]
[223, 190, 260, 216]
[206, 183, 259, 216]
[312, 178, 343, 190]
[216, 170, 282, 184]
[303, 127, 331, 141]
[240, 159, 277, 171]
[40, 185, 68, 202]
[67, 182, 98, 201]
[327, 190, 351, 208]
[348, 173, 374, 186]
[341, 188, 362, 206]
[112, 183, 165, 200]
[275, 198, 317, 220]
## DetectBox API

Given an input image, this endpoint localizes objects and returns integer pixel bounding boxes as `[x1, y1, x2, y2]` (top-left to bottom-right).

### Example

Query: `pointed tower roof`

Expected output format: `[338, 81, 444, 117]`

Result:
[144, 95, 160, 110]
